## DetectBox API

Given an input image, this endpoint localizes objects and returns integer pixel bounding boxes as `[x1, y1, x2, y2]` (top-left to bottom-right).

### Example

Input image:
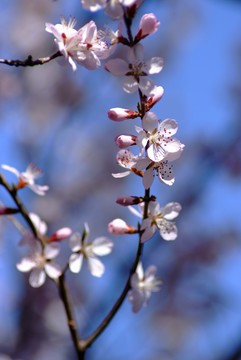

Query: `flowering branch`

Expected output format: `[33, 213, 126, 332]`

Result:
[0, 172, 40, 241]
[0, 51, 62, 67]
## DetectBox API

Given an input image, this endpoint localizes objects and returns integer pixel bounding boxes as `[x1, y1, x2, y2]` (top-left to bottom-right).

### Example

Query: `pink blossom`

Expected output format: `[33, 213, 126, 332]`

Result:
[135, 13, 160, 41]
[46, 17, 111, 71]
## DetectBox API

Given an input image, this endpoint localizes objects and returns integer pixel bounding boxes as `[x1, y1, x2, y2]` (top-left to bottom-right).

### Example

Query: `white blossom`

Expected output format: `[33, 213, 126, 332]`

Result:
[105, 43, 163, 96]
[128, 262, 162, 313]
[17, 241, 61, 288]
[69, 223, 113, 277]
[1, 163, 49, 196]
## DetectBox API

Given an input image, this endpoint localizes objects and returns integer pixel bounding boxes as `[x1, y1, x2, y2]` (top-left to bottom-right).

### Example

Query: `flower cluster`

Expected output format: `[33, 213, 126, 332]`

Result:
[103, 10, 184, 311]
[45, 17, 113, 71]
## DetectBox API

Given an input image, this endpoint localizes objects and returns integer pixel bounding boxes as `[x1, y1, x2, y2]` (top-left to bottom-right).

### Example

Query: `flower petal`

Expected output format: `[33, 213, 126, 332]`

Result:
[69, 253, 84, 273]
[87, 256, 105, 277]
[91, 237, 113, 256]
[29, 268, 46, 288]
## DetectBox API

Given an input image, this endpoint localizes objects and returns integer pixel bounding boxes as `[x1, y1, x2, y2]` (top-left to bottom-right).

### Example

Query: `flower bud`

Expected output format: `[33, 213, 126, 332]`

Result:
[0, 207, 19, 215]
[116, 195, 143, 206]
[108, 108, 139, 121]
[108, 218, 137, 235]
[135, 13, 160, 41]
[145, 86, 164, 111]
[115, 134, 136, 148]
[48, 227, 72, 242]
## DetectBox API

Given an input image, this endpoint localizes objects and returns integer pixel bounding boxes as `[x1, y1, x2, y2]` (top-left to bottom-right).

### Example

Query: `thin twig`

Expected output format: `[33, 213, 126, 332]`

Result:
[0, 51, 62, 67]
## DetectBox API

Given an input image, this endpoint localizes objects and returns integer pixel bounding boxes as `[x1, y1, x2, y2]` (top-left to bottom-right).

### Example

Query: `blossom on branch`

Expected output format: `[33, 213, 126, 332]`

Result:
[17, 241, 61, 288]
[136, 112, 184, 163]
[128, 262, 162, 313]
[105, 43, 163, 96]
[1, 163, 49, 196]
[108, 218, 137, 234]
[45, 17, 112, 71]
[108, 107, 139, 121]
[69, 223, 113, 277]
[112, 149, 144, 178]
[140, 201, 182, 242]
[135, 13, 160, 41]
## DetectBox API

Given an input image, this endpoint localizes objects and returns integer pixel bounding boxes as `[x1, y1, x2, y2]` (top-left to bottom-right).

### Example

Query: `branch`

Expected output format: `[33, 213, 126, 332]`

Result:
[0, 172, 42, 244]
[57, 274, 85, 360]
[79, 189, 150, 350]
[0, 51, 62, 67]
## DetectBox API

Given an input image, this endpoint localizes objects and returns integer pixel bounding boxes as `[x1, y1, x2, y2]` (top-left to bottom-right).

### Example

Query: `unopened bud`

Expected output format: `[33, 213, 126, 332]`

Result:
[108, 218, 137, 235]
[108, 108, 139, 121]
[0, 207, 19, 215]
[145, 86, 164, 111]
[135, 13, 160, 41]
[48, 227, 72, 242]
[116, 195, 143, 206]
[115, 134, 136, 148]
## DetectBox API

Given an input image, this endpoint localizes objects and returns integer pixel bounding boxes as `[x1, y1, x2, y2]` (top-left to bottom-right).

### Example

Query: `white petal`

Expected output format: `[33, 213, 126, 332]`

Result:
[45, 262, 62, 279]
[16, 258, 36, 272]
[139, 77, 156, 97]
[69, 253, 83, 273]
[147, 143, 166, 162]
[105, 58, 129, 75]
[143, 167, 155, 189]
[112, 171, 131, 178]
[157, 162, 175, 186]
[29, 213, 47, 235]
[146, 57, 164, 74]
[44, 243, 60, 259]
[135, 262, 144, 280]
[159, 223, 178, 241]
[29, 268, 46, 288]
[162, 202, 182, 220]
[69, 232, 81, 252]
[91, 237, 113, 256]
[87, 256, 105, 277]
[128, 289, 144, 313]
[1, 164, 20, 178]
[142, 112, 157, 133]
[122, 77, 139, 94]
[159, 119, 178, 137]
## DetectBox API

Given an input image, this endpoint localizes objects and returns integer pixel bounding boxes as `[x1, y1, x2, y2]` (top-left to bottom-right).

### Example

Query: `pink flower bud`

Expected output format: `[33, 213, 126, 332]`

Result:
[135, 13, 160, 41]
[48, 227, 72, 242]
[108, 219, 137, 235]
[115, 134, 137, 148]
[145, 86, 164, 111]
[108, 108, 139, 121]
[116, 195, 143, 206]
[0, 207, 19, 215]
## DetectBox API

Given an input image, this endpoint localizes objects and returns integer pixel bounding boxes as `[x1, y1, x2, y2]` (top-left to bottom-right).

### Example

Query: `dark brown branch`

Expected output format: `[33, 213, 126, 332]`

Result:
[80, 189, 150, 350]
[0, 51, 62, 67]
[0, 172, 42, 244]
[57, 274, 85, 360]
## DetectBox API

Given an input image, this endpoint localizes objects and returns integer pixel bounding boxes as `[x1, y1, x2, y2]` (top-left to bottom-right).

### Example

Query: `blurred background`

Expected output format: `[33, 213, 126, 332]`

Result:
[0, 0, 241, 359]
